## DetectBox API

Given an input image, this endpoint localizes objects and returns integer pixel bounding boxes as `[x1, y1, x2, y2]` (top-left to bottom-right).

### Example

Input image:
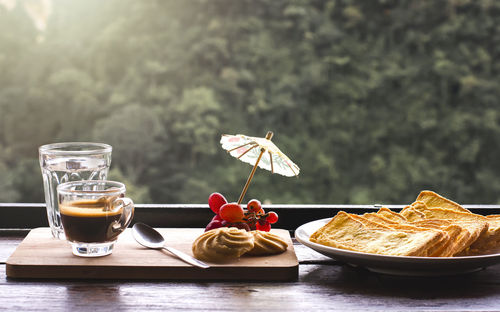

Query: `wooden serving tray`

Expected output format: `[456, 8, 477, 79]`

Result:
[6, 227, 298, 281]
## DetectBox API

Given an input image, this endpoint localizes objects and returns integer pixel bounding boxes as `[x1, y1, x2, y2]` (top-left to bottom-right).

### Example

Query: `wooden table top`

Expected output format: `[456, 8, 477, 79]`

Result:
[2, 230, 500, 311]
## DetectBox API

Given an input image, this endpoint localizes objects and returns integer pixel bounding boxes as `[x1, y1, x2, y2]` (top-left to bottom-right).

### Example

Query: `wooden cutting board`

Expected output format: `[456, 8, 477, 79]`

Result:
[6, 227, 298, 281]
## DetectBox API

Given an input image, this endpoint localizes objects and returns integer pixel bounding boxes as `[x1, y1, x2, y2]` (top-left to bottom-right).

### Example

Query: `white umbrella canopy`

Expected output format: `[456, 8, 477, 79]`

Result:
[220, 131, 300, 204]
[220, 132, 300, 177]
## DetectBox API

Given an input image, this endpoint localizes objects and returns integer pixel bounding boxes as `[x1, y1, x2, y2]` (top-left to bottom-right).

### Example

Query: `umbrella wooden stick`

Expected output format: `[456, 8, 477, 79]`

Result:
[237, 148, 264, 204]
[237, 131, 273, 205]
[269, 151, 274, 174]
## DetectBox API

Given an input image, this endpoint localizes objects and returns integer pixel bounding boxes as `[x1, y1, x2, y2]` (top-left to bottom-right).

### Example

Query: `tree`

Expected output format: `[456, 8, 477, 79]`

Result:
[92, 104, 164, 181]
[2, 0, 500, 205]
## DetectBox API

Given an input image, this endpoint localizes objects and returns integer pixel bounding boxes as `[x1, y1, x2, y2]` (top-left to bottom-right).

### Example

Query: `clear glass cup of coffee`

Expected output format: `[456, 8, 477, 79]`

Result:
[39, 142, 112, 239]
[57, 180, 134, 257]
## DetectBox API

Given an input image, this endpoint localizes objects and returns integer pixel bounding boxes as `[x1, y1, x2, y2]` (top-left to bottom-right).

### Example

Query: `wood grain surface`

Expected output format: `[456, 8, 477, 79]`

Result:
[2, 232, 500, 311]
[2, 262, 500, 311]
[6, 228, 298, 281]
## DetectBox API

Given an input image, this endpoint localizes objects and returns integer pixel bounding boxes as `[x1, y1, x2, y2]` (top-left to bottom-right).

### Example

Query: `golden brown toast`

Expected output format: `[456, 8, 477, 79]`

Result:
[406, 202, 488, 236]
[309, 191, 500, 257]
[362, 212, 430, 232]
[486, 215, 500, 247]
[309, 212, 444, 257]
[363, 212, 400, 225]
[350, 213, 394, 229]
[400, 203, 427, 221]
[412, 192, 500, 254]
[409, 220, 467, 256]
[361, 212, 452, 257]
[460, 215, 500, 255]
[401, 202, 489, 255]
[376, 207, 408, 223]
[410, 219, 471, 256]
[433, 225, 464, 257]
[416, 190, 471, 213]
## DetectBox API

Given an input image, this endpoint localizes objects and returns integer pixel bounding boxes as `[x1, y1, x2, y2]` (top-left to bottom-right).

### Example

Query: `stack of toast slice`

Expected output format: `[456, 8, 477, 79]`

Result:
[309, 191, 500, 257]
[309, 211, 445, 256]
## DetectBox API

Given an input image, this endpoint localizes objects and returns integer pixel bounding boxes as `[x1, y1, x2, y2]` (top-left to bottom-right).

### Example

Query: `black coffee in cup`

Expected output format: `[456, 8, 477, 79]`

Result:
[57, 180, 134, 257]
[60, 199, 123, 243]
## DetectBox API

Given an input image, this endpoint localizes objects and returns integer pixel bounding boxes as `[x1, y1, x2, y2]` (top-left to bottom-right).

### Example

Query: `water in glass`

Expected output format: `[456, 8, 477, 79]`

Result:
[39, 143, 112, 239]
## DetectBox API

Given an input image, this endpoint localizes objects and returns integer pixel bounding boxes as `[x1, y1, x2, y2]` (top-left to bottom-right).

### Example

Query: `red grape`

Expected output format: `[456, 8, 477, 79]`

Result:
[211, 214, 223, 222]
[208, 192, 228, 214]
[266, 211, 278, 224]
[205, 219, 228, 232]
[219, 203, 245, 222]
[205, 220, 222, 231]
[244, 215, 257, 231]
[256, 221, 271, 232]
[228, 222, 250, 231]
[247, 199, 262, 213]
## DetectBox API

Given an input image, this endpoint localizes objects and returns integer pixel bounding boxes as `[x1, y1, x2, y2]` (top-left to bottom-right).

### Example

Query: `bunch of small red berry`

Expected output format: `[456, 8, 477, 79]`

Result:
[205, 192, 278, 232]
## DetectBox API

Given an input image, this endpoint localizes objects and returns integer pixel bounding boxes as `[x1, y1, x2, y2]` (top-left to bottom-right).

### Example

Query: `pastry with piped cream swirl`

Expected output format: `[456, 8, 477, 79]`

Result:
[192, 227, 254, 262]
[246, 231, 288, 256]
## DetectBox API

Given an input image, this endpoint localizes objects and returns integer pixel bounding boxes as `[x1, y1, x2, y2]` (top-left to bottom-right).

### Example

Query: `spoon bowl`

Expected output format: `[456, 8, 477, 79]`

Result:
[132, 223, 210, 269]
[133, 223, 165, 249]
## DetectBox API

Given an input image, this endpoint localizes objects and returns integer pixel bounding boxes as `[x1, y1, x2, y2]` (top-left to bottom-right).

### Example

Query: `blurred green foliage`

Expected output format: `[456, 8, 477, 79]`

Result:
[1, 0, 500, 204]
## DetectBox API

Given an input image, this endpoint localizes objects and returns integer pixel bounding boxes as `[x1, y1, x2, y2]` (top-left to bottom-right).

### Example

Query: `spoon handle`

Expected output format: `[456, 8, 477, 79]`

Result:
[163, 246, 210, 269]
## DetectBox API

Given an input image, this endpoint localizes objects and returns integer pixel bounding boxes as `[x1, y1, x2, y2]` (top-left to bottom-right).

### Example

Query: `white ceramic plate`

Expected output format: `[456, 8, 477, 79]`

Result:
[295, 218, 500, 276]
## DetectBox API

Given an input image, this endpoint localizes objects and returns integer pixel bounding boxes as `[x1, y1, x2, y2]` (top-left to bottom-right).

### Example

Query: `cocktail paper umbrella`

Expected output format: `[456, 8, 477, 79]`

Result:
[220, 131, 300, 204]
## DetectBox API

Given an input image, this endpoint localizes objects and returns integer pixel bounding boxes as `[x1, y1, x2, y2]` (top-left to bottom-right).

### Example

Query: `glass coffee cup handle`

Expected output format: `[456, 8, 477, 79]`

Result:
[110, 197, 135, 235]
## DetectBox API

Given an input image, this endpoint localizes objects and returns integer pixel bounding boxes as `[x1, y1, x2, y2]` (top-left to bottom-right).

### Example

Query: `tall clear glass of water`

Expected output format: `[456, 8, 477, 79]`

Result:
[39, 142, 112, 239]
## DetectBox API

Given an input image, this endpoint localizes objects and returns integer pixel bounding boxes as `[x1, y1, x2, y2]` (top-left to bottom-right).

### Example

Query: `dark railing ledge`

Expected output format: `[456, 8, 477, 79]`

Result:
[2, 203, 500, 208]
[1, 203, 500, 230]
[2, 203, 500, 209]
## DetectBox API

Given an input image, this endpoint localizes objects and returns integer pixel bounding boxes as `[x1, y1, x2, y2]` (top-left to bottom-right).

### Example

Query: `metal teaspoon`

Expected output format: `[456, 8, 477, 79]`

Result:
[132, 222, 210, 269]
